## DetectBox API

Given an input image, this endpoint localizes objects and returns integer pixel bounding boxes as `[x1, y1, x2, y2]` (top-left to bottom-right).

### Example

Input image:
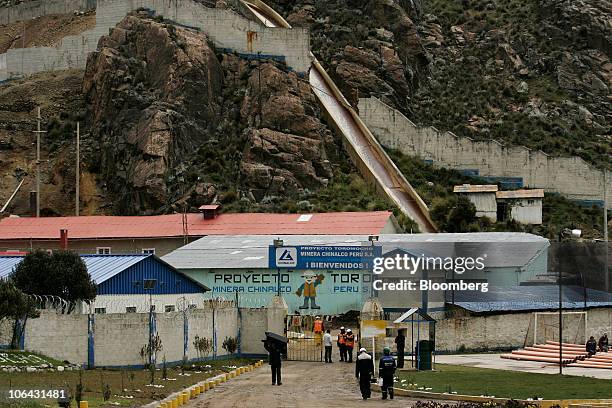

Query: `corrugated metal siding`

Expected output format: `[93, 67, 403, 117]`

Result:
[97, 256, 204, 295]
[82, 255, 148, 283]
[0, 256, 23, 278]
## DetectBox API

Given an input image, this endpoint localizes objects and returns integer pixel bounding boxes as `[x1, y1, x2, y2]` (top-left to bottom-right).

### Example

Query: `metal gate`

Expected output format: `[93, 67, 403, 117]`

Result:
[285, 314, 323, 361]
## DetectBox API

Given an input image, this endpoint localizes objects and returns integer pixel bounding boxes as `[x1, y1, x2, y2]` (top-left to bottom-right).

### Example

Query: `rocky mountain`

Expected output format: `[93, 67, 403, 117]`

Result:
[268, 0, 610, 168]
[0, 1, 608, 237]
[80, 11, 340, 214]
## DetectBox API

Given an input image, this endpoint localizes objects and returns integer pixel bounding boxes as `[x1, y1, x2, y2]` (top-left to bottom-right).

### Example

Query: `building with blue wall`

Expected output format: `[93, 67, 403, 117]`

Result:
[163, 233, 549, 315]
[0, 254, 210, 314]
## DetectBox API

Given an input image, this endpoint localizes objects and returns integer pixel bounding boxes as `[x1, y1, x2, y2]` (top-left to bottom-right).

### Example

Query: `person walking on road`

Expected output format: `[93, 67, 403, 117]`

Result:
[379, 347, 396, 400]
[338, 327, 347, 362]
[355, 347, 374, 400]
[345, 328, 355, 363]
[264, 338, 283, 386]
[395, 330, 406, 368]
[323, 329, 333, 363]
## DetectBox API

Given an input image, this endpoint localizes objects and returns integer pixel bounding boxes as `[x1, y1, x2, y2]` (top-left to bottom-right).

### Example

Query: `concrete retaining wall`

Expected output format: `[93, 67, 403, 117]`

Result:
[358, 97, 611, 208]
[0, 0, 96, 26]
[0, 0, 311, 81]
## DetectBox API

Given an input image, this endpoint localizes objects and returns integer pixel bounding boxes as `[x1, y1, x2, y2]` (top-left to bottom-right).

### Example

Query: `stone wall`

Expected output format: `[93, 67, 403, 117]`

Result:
[358, 97, 611, 209]
[0, 0, 312, 80]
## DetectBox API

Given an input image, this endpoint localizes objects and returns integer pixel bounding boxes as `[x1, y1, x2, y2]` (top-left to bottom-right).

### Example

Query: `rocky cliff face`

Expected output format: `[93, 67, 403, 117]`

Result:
[82, 12, 335, 214]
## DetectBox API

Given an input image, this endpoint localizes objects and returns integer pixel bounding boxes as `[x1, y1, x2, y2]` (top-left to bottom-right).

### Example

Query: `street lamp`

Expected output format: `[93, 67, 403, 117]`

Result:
[273, 239, 284, 296]
[143, 279, 157, 368]
[556, 228, 580, 375]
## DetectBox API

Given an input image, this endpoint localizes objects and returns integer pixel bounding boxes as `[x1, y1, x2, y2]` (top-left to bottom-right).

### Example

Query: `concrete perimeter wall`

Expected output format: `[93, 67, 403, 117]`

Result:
[10, 305, 273, 366]
[376, 308, 612, 353]
[238, 308, 268, 355]
[358, 97, 611, 208]
[0, 0, 96, 26]
[22, 307, 239, 367]
[0, 0, 311, 80]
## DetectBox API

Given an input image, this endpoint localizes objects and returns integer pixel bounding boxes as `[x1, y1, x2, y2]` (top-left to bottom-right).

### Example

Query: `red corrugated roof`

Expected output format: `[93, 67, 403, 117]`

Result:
[0, 211, 393, 240]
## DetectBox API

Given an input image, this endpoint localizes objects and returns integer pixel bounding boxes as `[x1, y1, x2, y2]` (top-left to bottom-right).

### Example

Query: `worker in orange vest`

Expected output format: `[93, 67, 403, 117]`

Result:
[314, 316, 324, 346]
[345, 328, 355, 363]
[337, 327, 347, 362]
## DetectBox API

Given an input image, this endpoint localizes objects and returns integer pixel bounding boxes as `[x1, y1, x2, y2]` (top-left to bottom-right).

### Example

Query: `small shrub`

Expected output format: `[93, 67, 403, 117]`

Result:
[222, 336, 238, 354]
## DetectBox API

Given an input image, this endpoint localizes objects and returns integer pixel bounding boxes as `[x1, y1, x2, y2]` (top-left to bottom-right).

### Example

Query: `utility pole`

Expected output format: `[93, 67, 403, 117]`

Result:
[605, 169, 609, 292]
[75, 122, 80, 216]
[33, 107, 46, 218]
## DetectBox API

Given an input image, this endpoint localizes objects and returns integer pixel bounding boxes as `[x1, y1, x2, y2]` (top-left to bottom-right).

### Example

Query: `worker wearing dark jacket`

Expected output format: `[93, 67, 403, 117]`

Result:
[379, 347, 396, 400]
[598, 333, 609, 352]
[264, 339, 283, 385]
[355, 348, 374, 400]
[395, 331, 406, 368]
[586, 336, 597, 355]
[337, 327, 347, 362]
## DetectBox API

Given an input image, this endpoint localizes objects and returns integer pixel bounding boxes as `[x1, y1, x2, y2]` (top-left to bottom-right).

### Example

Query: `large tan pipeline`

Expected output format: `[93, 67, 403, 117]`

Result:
[241, 0, 436, 233]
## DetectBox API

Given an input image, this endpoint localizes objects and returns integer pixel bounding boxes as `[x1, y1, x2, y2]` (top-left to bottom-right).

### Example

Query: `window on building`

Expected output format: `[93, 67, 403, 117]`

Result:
[126, 307, 137, 313]
[142, 248, 156, 255]
[165, 305, 175, 313]
[96, 247, 111, 255]
[94, 307, 106, 314]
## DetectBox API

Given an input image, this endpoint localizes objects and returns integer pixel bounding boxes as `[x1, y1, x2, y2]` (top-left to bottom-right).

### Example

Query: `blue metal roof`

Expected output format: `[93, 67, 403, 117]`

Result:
[81, 255, 148, 284]
[0, 254, 209, 294]
[449, 285, 612, 313]
[0, 256, 22, 278]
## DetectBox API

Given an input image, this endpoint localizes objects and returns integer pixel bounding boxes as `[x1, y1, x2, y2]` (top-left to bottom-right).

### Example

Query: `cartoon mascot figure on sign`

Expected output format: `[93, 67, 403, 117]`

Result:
[296, 271, 324, 310]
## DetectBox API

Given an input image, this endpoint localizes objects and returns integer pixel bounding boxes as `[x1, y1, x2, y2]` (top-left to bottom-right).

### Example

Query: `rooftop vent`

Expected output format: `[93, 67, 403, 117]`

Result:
[199, 204, 220, 220]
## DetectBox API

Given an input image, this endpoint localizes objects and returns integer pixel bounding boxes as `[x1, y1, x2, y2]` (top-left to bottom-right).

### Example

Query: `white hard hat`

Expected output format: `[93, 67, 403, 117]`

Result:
[340, 326, 345, 330]
[347, 328, 352, 333]
[359, 348, 367, 353]
[315, 316, 320, 319]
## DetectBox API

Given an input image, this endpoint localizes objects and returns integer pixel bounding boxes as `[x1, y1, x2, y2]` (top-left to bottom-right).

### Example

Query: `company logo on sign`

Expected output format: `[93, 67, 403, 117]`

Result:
[275, 247, 297, 267]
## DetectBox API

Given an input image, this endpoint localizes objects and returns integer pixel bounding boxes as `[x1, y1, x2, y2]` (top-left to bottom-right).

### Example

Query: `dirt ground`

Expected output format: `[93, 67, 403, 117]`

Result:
[188, 359, 420, 408]
[0, 11, 95, 53]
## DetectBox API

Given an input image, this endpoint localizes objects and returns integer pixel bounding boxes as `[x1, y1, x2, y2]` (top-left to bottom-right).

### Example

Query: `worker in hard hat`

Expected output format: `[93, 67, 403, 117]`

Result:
[345, 328, 355, 363]
[337, 327, 347, 362]
[314, 316, 324, 346]
[379, 347, 396, 400]
[355, 347, 374, 400]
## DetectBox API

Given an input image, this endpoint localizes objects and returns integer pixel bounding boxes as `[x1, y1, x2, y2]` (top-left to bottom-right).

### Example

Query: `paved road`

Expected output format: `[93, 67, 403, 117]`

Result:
[187, 360, 418, 407]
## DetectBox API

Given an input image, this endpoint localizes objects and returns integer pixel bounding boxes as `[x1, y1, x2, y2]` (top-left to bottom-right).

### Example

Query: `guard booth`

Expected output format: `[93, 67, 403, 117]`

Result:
[393, 308, 436, 370]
